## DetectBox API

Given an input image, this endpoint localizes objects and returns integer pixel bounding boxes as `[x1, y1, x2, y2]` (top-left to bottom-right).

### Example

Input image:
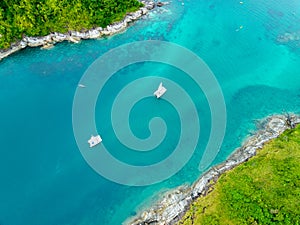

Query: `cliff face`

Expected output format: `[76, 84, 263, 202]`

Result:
[126, 114, 300, 225]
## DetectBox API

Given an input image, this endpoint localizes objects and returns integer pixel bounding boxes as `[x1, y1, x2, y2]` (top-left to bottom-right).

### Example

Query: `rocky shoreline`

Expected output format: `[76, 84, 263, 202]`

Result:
[0, 0, 169, 61]
[126, 114, 300, 225]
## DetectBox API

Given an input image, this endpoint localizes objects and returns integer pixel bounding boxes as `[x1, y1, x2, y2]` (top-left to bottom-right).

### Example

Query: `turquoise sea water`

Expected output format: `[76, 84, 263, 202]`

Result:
[1, 0, 300, 224]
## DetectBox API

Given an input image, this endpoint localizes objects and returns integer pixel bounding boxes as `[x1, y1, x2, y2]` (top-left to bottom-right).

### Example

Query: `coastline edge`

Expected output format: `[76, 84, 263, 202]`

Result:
[126, 113, 300, 225]
[0, 1, 170, 61]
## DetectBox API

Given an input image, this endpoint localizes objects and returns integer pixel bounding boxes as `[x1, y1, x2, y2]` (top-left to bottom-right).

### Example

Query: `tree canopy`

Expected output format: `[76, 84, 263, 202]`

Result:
[0, 0, 143, 49]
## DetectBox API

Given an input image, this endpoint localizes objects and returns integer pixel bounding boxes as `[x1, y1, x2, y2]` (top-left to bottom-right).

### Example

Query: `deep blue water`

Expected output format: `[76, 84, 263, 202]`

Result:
[1, 0, 300, 224]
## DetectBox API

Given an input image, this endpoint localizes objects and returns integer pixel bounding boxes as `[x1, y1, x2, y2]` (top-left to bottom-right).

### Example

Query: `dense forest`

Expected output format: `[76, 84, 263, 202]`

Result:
[0, 0, 143, 49]
[179, 125, 300, 225]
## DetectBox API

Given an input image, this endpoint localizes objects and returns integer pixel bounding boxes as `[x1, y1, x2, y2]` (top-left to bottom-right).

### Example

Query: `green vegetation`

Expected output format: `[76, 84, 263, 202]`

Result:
[0, 0, 143, 49]
[179, 125, 300, 225]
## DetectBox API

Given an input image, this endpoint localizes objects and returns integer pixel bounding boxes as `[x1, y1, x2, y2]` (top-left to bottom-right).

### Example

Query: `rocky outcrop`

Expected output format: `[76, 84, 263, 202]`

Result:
[126, 114, 300, 225]
[277, 31, 300, 43]
[276, 30, 300, 50]
[126, 185, 193, 225]
[0, 0, 165, 61]
[157, 2, 169, 7]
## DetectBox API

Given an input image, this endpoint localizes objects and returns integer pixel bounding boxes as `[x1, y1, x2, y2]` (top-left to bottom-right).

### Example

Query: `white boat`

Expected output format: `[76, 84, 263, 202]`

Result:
[154, 82, 167, 98]
[78, 84, 86, 88]
[88, 135, 102, 147]
[41, 43, 54, 50]
[69, 36, 80, 43]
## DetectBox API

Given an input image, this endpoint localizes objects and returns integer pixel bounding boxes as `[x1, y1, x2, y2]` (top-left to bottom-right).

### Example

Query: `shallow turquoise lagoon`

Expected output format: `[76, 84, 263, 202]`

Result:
[0, 0, 300, 224]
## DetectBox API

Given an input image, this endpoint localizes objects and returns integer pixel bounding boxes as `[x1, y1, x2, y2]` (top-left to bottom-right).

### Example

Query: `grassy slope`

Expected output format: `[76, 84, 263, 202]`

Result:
[178, 125, 300, 225]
